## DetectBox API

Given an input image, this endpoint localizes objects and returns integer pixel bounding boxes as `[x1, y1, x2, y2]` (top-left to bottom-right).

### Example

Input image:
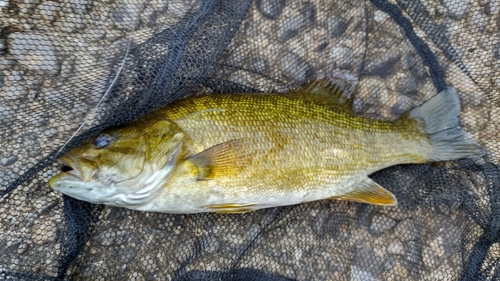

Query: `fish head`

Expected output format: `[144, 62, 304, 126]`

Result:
[49, 118, 186, 207]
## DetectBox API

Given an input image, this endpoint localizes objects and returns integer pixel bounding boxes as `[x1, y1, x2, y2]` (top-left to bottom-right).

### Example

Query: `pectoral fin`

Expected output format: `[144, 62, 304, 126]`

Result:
[187, 139, 253, 180]
[330, 178, 397, 206]
[204, 203, 257, 214]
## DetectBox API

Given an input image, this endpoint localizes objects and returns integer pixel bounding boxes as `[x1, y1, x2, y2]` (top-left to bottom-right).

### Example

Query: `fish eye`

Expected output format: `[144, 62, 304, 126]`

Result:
[92, 133, 113, 148]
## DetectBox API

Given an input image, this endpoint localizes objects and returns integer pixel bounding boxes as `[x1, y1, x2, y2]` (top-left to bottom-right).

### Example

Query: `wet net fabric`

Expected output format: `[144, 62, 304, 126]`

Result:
[1, 0, 499, 280]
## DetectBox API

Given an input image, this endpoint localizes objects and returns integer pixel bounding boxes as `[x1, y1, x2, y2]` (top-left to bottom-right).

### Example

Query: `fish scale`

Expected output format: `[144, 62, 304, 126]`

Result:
[49, 80, 484, 213]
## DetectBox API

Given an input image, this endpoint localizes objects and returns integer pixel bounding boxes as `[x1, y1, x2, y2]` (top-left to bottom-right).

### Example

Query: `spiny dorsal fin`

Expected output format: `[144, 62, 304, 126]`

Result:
[330, 178, 397, 206]
[287, 78, 354, 112]
[187, 139, 254, 180]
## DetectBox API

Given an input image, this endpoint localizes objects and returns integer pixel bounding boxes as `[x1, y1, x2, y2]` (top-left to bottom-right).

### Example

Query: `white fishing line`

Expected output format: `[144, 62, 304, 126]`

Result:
[53, 38, 132, 160]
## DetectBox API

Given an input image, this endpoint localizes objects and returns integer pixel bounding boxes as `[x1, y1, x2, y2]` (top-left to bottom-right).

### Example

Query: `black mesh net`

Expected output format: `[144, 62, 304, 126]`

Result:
[1, 0, 499, 280]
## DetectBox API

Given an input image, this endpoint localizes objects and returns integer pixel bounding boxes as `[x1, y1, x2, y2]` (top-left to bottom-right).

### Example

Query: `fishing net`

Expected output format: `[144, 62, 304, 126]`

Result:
[1, 0, 499, 280]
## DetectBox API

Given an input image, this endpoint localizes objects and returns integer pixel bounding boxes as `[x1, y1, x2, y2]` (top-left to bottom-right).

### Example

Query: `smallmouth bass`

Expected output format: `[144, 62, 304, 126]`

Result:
[49, 79, 484, 213]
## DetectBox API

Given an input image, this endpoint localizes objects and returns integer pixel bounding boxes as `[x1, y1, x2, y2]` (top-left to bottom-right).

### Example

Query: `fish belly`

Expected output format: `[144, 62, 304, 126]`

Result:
[141, 169, 369, 213]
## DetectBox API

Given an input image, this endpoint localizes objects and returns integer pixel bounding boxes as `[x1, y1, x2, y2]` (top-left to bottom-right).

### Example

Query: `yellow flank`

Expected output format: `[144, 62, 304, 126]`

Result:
[172, 95, 423, 151]
[151, 92, 428, 195]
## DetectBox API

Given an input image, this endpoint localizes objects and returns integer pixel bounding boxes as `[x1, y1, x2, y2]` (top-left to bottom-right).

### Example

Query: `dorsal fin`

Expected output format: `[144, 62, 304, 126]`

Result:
[286, 78, 354, 112]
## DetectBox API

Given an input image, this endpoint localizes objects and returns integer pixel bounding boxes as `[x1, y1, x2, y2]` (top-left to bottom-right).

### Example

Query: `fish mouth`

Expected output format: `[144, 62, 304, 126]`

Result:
[58, 155, 82, 179]
[61, 165, 73, 173]
[58, 154, 97, 181]
[60, 165, 83, 180]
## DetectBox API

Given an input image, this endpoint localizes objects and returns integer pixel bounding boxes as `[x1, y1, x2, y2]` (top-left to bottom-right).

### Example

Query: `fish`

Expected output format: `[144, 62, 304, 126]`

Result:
[49, 79, 484, 213]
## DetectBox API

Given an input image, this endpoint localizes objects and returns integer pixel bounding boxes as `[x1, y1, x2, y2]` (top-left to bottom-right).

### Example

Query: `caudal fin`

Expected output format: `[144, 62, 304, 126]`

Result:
[408, 88, 484, 161]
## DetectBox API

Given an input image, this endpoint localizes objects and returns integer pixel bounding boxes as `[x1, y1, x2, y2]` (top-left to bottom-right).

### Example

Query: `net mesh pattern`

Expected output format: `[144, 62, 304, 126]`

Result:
[1, 0, 499, 280]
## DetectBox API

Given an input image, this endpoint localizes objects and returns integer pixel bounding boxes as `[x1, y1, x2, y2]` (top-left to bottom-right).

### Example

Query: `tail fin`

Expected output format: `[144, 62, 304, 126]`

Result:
[408, 88, 484, 161]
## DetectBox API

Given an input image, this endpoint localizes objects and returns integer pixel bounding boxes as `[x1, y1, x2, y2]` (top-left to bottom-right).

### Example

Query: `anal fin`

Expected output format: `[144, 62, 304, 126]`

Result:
[330, 178, 397, 206]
